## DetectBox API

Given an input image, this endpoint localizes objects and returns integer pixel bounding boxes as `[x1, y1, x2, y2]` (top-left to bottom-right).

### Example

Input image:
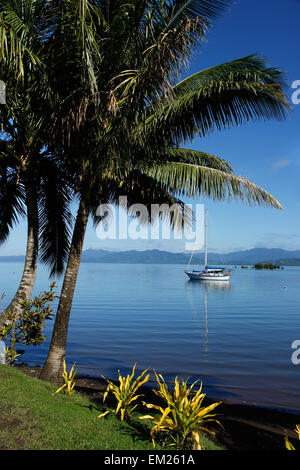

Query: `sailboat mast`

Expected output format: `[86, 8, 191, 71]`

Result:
[204, 209, 208, 267]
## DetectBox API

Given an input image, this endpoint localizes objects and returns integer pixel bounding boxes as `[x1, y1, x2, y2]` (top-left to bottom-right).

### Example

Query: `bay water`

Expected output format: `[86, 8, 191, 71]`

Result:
[1, 262, 299, 412]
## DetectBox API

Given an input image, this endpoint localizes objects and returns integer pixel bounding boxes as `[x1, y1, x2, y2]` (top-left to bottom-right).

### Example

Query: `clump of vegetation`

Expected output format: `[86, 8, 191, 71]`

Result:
[241, 266, 248, 269]
[254, 263, 281, 270]
[140, 372, 222, 450]
[99, 363, 150, 421]
[4, 346, 21, 364]
[52, 360, 77, 396]
[0, 283, 56, 364]
[0, 362, 223, 450]
[285, 425, 300, 450]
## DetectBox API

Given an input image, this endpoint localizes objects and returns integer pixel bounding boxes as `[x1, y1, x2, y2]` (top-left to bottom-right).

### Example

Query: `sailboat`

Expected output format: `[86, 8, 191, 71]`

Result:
[185, 210, 231, 281]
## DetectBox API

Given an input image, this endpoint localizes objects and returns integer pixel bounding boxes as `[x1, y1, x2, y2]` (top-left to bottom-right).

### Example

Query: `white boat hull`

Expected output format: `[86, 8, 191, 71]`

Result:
[185, 270, 230, 281]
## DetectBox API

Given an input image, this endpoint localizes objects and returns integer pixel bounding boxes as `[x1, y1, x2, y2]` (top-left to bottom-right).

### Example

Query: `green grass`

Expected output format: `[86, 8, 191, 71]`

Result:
[0, 365, 224, 450]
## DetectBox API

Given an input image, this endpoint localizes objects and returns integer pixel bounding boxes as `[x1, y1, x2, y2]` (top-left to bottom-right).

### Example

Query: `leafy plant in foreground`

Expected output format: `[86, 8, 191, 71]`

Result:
[285, 425, 300, 450]
[98, 363, 150, 421]
[52, 360, 77, 396]
[4, 347, 21, 364]
[140, 373, 222, 450]
[0, 283, 56, 363]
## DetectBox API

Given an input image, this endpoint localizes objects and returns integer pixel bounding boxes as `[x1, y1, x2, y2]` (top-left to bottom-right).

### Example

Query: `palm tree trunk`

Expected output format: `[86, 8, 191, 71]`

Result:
[0, 184, 39, 327]
[40, 198, 89, 383]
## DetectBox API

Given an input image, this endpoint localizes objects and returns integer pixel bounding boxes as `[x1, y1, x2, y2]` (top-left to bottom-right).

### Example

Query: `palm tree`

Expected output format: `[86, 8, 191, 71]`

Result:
[0, 143, 39, 325]
[39, 0, 289, 382]
[0, 82, 74, 326]
[0, 0, 75, 326]
[0, 0, 46, 322]
[0, 132, 74, 326]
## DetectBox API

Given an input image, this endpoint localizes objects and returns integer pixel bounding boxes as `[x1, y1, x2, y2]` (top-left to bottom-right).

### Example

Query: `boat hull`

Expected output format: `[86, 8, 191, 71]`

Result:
[185, 271, 230, 281]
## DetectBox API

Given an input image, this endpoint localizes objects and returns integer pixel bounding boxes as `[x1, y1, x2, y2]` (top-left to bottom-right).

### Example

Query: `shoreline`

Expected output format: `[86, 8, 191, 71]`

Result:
[14, 363, 300, 451]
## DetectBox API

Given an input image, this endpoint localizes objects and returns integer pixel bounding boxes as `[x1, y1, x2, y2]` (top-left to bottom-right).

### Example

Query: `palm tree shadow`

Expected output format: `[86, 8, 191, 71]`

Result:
[119, 416, 152, 443]
[75, 402, 100, 412]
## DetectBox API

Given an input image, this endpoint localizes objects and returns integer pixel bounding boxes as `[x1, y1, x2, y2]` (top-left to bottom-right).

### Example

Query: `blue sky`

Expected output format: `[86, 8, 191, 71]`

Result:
[1, 0, 300, 255]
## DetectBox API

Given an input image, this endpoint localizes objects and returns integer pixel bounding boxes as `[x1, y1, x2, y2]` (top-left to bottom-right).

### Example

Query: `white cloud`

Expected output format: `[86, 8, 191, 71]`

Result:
[272, 159, 292, 170]
[255, 232, 300, 250]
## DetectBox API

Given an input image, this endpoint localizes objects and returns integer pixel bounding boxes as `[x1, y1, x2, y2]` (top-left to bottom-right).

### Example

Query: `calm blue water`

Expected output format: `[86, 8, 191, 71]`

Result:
[1, 262, 300, 412]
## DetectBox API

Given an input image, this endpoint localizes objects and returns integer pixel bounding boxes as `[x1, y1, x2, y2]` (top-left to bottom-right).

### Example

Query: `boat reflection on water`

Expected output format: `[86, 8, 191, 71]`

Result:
[185, 280, 231, 353]
[186, 279, 231, 292]
[200, 280, 231, 291]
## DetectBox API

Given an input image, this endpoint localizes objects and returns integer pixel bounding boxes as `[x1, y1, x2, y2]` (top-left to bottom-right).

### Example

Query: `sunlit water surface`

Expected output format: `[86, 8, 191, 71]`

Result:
[1, 262, 300, 412]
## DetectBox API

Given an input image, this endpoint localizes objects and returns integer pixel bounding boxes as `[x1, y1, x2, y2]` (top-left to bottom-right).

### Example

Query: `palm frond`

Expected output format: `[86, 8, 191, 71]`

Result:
[0, 0, 45, 80]
[112, 15, 208, 104]
[167, 0, 232, 22]
[38, 159, 74, 277]
[173, 55, 287, 94]
[90, 171, 193, 232]
[145, 162, 283, 209]
[0, 169, 25, 243]
[155, 147, 234, 172]
[139, 0, 231, 40]
[110, 171, 193, 230]
[145, 55, 288, 142]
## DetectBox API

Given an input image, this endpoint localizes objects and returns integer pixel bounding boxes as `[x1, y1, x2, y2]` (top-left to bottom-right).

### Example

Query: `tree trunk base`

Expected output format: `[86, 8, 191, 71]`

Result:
[40, 345, 65, 384]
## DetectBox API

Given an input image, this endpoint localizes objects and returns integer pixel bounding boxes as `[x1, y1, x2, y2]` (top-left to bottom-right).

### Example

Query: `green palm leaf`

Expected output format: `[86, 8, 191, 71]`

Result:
[0, 168, 25, 243]
[150, 147, 233, 172]
[160, 0, 232, 33]
[38, 158, 74, 277]
[145, 162, 283, 209]
[90, 171, 193, 232]
[145, 55, 288, 142]
[0, 0, 45, 79]
[173, 55, 287, 94]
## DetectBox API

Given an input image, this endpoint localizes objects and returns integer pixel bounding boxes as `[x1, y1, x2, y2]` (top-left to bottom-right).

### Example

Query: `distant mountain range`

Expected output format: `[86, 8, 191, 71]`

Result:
[2, 248, 299, 266]
[80, 248, 300, 265]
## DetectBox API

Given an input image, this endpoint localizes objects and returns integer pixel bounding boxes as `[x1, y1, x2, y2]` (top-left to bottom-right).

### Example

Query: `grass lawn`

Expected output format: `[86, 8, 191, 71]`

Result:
[0, 365, 223, 450]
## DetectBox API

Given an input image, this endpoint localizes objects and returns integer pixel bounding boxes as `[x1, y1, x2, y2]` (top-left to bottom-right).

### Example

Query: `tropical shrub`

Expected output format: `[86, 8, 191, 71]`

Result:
[285, 425, 300, 450]
[0, 283, 56, 363]
[98, 363, 150, 421]
[4, 346, 21, 364]
[140, 372, 222, 450]
[52, 360, 77, 396]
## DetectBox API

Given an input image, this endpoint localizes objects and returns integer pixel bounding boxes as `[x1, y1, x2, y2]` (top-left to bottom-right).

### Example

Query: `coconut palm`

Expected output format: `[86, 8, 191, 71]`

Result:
[0, 0, 47, 321]
[0, 131, 74, 326]
[0, 0, 76, 325]
[38, 0, 289, 382]
[0, 94, 74, 326]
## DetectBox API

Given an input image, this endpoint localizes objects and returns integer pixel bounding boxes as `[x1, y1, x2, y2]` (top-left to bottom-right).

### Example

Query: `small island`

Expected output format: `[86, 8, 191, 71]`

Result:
[253, 263, 282, 270]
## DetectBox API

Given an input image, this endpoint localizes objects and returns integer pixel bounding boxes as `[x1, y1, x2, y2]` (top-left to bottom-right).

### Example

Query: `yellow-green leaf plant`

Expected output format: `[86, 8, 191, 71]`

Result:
[4, 347, 20, 364]
[98, 363, 150, 421]
[140, 372, 222, 450]
[285, 425, 300, 450]
[52, 360, 77, 396]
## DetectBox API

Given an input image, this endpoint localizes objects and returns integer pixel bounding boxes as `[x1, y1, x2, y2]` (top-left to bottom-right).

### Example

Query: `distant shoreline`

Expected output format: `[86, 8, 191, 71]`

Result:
[1, 247, 300, 266]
